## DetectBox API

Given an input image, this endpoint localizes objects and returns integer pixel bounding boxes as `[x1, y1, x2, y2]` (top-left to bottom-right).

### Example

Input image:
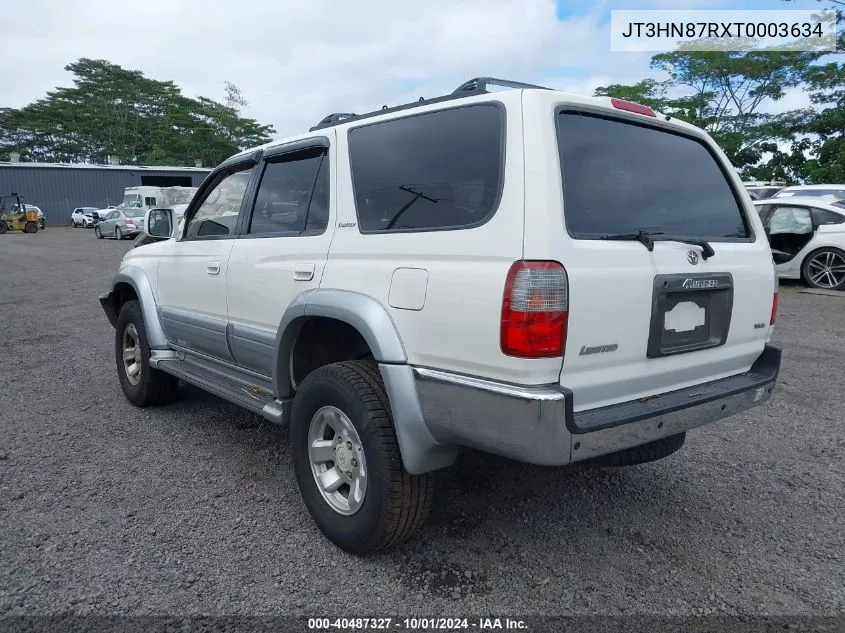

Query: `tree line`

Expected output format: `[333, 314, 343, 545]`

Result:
[595, 5, 843, 183]
[0, 58, 275, 168]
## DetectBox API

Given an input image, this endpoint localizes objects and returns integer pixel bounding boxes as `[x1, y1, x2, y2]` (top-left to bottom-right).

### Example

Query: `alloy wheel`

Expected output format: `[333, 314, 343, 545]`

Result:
[806, 250, 845, 289]
[122, 323, 142, 386]
[307, 405, 367, 516]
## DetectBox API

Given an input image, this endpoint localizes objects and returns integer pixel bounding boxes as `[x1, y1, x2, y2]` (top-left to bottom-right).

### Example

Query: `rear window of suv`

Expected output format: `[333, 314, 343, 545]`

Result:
[556, 112, 750, 240]
[348, 104, 504, 233]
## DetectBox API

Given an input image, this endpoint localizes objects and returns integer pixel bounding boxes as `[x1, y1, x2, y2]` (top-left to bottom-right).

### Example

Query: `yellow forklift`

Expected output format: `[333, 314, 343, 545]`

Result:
[0, 193, 40, 234]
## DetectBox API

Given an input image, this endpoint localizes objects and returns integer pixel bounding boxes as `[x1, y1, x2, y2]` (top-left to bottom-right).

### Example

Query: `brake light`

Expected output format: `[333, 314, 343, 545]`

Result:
[123, 219, 134, 225]
[611, 98, 657, 117]
[770, 262, 779, 326]
[501, 261, 569, 358]
[770, 291, 778, 326]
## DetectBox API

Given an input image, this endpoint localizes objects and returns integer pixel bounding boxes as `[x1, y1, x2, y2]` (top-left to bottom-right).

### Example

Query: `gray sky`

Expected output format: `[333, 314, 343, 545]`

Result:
[1, 0, 819, 141]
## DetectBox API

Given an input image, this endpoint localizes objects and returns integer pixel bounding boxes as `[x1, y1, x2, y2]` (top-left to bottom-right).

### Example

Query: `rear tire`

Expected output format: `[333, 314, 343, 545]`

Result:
[290, 360, 435, 554]
[801, 247, 845, 291]
[115, 227, 123, 240]
[23, 221, 38, 233]
[115, 299, 180, 407]
[582, 432, 686, 467]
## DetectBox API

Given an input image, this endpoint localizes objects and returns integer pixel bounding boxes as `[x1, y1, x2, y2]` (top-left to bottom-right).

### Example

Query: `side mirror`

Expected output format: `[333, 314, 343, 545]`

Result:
[144, 208, 173, 239]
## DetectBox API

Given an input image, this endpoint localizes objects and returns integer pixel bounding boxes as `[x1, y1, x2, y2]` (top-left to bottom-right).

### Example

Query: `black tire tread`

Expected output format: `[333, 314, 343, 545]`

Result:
[583, 432, 686, 467]
[330, 360, 434, 550]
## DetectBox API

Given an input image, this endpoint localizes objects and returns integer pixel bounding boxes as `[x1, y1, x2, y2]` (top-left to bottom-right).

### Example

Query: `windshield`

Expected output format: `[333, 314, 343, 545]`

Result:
[555, 112, 749, 240]
[775, 188, 845, 198]
[124, 208, 146, 218]
[120, 194, 142, 208]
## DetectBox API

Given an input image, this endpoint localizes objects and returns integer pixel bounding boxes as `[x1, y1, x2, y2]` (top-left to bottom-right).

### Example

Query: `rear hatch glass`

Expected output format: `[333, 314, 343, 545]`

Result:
[556, 112, 750, 241]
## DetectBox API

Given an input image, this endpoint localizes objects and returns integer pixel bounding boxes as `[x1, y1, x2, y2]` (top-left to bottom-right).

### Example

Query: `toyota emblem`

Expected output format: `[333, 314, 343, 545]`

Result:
[687, 250, 699, 265]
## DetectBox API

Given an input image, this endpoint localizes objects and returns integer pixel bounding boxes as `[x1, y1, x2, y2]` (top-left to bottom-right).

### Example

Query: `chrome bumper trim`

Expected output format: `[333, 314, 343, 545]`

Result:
[413, 345, 781, 466]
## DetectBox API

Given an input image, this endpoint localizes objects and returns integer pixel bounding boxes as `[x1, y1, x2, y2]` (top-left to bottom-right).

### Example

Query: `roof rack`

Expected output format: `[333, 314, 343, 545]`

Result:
[450, 77, 552, 95]
[309, 76, 551, 132]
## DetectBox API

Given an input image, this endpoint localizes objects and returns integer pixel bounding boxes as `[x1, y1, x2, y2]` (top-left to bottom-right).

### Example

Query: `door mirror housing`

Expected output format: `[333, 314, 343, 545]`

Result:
[145, 208, 173, 239]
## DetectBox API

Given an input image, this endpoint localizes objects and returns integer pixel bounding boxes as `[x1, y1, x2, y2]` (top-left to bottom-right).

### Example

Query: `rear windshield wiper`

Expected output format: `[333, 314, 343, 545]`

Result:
[600, 230, 715, 259]
[600, 230, 664, 250]
[654, 235, 715, 260]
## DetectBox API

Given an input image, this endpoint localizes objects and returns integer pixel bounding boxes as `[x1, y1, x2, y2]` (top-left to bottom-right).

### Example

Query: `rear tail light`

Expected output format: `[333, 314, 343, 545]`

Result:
[611, 97, 657, 117]
[501, 261, 569, 358]
[123, 218, 135, 225]
[770, 263, 779, 326]
[770, 291, 779, 325]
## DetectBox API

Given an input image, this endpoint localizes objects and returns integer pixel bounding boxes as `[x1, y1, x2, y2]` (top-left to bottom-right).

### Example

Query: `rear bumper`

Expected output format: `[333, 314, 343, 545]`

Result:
[414, 345, 781, 466]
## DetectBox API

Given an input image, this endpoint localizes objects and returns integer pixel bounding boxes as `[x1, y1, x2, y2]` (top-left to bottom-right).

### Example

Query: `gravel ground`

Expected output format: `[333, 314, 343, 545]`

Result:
[1, 227, 843, 617]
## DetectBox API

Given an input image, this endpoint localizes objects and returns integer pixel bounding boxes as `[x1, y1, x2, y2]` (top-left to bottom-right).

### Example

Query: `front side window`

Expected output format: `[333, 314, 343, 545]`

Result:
[556, 112, 750, 240]
[184, 167, 252, 238]
[348, 104, 503, 232]
[144, 196, 157, 207]
[248, 149, 328, 235]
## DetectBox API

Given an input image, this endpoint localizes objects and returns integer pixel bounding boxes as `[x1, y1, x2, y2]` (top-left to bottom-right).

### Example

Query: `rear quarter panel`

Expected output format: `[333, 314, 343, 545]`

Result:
[320, 92, 561, 384]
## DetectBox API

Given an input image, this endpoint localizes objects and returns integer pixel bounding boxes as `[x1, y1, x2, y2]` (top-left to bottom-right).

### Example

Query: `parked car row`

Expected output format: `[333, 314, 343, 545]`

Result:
[743, 180, 845, 202]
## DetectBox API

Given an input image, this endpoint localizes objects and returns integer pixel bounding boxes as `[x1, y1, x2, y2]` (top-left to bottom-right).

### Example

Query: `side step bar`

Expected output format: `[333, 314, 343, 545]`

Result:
[152, 355, 291, 425]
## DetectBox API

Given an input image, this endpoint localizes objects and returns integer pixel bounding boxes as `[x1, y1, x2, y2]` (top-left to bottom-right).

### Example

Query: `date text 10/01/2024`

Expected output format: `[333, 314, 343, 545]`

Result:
[307, 618, 529, 630]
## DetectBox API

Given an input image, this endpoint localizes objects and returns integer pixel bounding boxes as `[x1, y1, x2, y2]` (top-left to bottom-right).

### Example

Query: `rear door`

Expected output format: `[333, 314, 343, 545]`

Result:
[523, 99, 776, 412]
[226, 138, 334, 377]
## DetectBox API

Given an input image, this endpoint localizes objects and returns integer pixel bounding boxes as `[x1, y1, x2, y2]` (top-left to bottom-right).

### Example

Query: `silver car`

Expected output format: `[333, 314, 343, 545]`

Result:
[94, 207, 146, 240]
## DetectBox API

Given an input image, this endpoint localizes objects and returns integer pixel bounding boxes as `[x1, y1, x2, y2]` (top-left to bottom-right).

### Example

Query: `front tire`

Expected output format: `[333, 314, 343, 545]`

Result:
[115, 299, 180, 407]
[802, 247, 845, 291]
[290, 361, 435, 554]
[95, 225, 103, 239]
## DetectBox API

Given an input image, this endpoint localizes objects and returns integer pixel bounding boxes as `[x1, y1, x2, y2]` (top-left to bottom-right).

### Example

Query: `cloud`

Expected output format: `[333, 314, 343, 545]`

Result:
[1, 0, 816, 146]
[0, 0, 649, 140]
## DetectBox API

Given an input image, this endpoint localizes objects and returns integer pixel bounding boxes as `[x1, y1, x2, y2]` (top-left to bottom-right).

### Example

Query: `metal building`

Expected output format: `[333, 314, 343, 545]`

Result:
[0, 161, 213, 225]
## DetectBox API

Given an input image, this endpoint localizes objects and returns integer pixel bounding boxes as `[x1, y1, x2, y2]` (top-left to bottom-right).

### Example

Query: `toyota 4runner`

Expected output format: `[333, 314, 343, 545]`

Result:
[99, 77, 782, 554]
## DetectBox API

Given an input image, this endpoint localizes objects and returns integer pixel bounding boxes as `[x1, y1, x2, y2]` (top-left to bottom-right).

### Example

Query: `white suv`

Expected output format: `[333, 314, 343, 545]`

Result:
[99, 77, 782, 554]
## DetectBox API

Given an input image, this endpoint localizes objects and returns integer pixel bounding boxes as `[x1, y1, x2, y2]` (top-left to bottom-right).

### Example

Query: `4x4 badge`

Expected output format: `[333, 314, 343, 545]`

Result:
[687, 250, 699, 265]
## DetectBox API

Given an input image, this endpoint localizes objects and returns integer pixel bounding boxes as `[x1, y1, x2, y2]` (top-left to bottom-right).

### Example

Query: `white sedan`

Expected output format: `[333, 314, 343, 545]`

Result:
[754, 197, 845, 290]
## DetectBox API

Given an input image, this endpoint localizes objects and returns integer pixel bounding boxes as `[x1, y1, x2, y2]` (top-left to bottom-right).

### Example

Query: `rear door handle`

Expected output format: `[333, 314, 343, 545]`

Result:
[293, 263, 315, 281]
[206, 261, 221, 275]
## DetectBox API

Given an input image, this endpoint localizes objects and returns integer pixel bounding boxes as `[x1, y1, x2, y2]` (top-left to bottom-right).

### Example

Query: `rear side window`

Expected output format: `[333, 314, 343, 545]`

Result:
[556, 112, 749, 240]
[348, 104, 503, 233]
[812, 208, 845, 225]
